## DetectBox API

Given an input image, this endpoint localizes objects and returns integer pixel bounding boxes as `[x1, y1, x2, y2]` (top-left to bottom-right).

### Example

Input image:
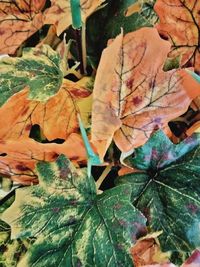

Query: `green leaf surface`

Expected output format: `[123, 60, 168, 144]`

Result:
[117, 130, 200, 253]
[2, 155, 146, 267]
[0, 45, 63, 105]
[86, 0, 157, 67]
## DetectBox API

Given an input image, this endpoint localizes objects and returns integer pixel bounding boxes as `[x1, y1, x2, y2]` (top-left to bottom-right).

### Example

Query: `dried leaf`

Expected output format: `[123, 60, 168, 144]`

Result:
[0, 79, 91, 141]
[91, 28, 200, 160]
[154, 0, 200, 73]
[44, 0, 106, 36]
[0, 0, 45, 54]
[0, 134, 87, 185]
[131, 232, 171, 266]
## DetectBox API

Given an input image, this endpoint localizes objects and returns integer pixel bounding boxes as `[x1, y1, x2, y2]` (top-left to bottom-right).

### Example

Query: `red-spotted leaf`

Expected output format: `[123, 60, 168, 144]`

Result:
[0, 79, 91, 141]
[0, 134, 87, 185]
[117, 130, 200, 254]
[91, 27, 200, 160]
[154, 0, 200, 73]
[1, 155, 146, 267]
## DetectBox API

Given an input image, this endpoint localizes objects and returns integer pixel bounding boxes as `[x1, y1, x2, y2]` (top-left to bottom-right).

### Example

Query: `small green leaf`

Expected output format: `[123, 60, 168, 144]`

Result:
[117, 130, 200, 253]
[0, 45, 63, 105]
[2, 155, 146, 267]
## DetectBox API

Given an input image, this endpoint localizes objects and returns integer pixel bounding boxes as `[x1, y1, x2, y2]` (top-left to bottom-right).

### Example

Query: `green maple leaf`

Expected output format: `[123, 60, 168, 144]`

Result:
[1, 155, 146, 267]
[0, 45, 63, 105]
[117, 130, 200, 253]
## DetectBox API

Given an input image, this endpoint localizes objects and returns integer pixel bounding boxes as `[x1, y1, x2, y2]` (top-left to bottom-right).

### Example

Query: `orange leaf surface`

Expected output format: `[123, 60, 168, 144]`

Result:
[0, 79, 91, 141]
[44, 0, 105, 36]
[154, 0, 200, 73]
[131, 232, 171, 266]
[0, 134, 87, 185]
[0, 0, 45, 54]
[91, 28, 200, 159]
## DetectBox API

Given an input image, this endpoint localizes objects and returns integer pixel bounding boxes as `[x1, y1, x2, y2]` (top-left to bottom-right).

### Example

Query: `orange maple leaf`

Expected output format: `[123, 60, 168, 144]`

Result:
[0, 79, 91, 140]
[154, 0, 200, 73]
[0, 134, 87, 185]
[0, 78, 91, 184]
[91, 28, 200, 160]
[0, 0, 105, 54]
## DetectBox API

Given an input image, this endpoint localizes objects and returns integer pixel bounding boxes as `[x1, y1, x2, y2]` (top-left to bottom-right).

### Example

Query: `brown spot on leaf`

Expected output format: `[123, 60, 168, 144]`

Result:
[16, 164, 30, 171]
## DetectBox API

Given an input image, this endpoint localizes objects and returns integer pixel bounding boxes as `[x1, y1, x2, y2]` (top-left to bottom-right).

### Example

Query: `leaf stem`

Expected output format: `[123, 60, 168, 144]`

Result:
[96, 165, 112, 191]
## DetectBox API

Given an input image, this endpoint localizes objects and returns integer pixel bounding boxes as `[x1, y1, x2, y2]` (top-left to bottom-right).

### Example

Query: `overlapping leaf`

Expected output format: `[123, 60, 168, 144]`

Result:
[154, 0, 200, 73]
[91, 27, 200, 159]
[44, 0, 106, 36]
[0, 0, 105, 54]
[87, 0, 157, 66]
[0, 78, 91, 140]
[117, 130, 200, 253]
[1, 155, 146, 267]
[0, 134, 87, 185]
[0, 45, 63, 104]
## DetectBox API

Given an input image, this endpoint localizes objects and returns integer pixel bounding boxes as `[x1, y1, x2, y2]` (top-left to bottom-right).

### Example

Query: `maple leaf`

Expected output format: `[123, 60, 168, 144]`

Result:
[154, 0, 200, 73]
[1, 155, 146, 267]
[0, 0, 45, 54]
[44, 0, 106, 36]
[91, 27, 200, 160]
[0, 45, 64, 104]
[117, 130, 200, 253]
[87, 0, 157, 67]
[0, 79, 91, 141]
[0, 134, 87, 185]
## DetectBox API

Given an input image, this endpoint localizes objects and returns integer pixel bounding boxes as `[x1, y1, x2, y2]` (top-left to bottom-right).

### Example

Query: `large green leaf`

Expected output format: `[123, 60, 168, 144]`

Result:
[1, 155, 146, 267]
[117, 130, 200, 253]
[0, 45, 63, 105]
[86, 0, 157, 67]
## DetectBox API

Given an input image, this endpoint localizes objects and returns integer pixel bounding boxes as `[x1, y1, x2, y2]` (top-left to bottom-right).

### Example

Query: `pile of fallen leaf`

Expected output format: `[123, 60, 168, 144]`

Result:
[0, 0, 200, 266]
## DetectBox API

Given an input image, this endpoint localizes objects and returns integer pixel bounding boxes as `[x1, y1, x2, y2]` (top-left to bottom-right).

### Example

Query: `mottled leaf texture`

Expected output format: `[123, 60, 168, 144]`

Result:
[0, 45, 63, 104]
[0, 134, 87, 185]
[0, 79, 90, 141]
[0, 0, 45, 54]
[1, 155, 146, 267]
[44, 0, 105, 36]
[154, 0, 200, 73]
[91, 27, 200, 159]
[117, 130, 200, 253]
[0, 196, 29, 267]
